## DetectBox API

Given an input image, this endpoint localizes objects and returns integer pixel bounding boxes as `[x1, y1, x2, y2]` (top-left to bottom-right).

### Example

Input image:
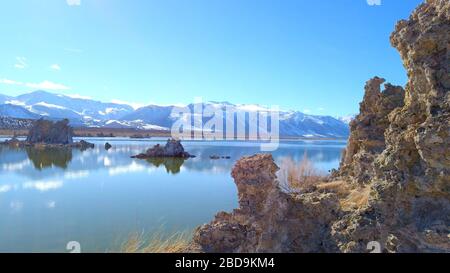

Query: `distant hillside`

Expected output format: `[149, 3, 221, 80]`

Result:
[0, 116, 33, 130]
[0, 90, 350, 138]
[0, 104, 40, 119]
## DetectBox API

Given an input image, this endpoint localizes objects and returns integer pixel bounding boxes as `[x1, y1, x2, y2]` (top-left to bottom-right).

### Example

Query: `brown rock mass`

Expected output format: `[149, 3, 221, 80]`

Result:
[26, 118, 74, 145]
[333, 0, 449, 252]
[1, 118, 95, 149]
[191, 0, 449, 253]
[131, 138, 193, 159]
[192, 154, 341, 253]
[337, 77, 405, 184]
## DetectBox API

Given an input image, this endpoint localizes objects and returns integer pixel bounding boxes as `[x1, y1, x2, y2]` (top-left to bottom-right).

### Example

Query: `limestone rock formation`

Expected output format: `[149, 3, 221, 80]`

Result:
[191, 0, 449, 253]
[332, 0, 449, 253]
[191, 154, 341, 253]
[336, 77, 405, 184]
[105, 142, 112, 150]
[76, 140, 95, 150]
[1, 118, 95, 149]
[131, 138, 194, 159]
[26, 118, 74, 145]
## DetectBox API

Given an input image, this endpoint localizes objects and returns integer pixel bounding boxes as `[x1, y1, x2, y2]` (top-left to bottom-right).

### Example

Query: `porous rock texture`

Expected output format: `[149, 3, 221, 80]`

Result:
[337, 77, 405, 184]
[27, 118, 74, 145]
[191, 154, 341, 253]
[132, 138, 193, 159]
[1, 118, 95, 149]
[191, 0, 449, 253]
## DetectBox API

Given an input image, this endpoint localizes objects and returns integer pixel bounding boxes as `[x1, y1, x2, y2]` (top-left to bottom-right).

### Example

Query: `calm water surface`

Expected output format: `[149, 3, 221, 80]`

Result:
[0, 137, 346, 252]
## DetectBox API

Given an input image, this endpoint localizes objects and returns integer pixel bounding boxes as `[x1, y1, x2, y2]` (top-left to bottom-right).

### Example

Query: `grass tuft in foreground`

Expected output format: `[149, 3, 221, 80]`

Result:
[316, 180, 371, 211]
[278, 155, 371, 211]
[278, 154, 326, 192]
[121, 230, 191, 253]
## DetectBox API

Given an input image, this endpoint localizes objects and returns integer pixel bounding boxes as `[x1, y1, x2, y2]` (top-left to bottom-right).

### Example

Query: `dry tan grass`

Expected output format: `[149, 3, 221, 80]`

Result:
[340, 185, 371, 211]
[278, 154, 326, 192]
[278, 154, 372, 210]
[316, 180, 371, 211]
[121, 230, 191, 253]
[316, 180, 350, 197]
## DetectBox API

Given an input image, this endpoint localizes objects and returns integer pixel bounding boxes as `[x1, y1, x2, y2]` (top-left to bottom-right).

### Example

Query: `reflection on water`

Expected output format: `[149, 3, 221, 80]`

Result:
[26, 147, 72, 170]
[146, 158, 185, 174]
[0, 138, 346, 252]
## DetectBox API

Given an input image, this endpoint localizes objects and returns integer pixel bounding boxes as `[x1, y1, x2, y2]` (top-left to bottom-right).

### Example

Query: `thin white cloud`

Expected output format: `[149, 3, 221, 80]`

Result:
[367, 0, 381, 6]
[303, 109, 311, 114]
[1, 78, 70, 90]
[10, 201, 23, 212]
[0, 184, 12, 193]
[66, 0, 81, 6]
[25, 80, 70, 91]
[14, 57, 28, 69]
[46, 201, 56, 209]
[0, 78, 22, 85]
[50, 64, 61, 71]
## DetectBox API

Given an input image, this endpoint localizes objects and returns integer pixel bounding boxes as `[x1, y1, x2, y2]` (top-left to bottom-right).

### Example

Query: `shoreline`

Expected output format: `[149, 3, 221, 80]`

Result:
[0, 128, 348, 142]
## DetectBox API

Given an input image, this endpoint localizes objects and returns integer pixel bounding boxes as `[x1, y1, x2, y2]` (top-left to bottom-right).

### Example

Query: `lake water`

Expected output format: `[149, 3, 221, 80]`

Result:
[0, 137, 346, 252]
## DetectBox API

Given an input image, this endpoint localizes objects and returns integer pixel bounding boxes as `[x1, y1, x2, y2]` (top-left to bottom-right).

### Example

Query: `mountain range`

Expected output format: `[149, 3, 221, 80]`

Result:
[0, 90, 350, 138]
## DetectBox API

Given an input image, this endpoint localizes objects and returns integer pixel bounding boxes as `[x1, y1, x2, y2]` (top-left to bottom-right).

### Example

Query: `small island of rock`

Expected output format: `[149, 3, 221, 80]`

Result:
[131, 138, 194, 159]
[105, 142, 112, 150]
[1, 118, 94, 149]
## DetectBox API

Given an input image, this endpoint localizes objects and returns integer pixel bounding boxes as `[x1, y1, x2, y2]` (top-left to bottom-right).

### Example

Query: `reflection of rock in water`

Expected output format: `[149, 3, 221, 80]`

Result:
[146, 157, 185, 174]
[26, 147, 73, 170]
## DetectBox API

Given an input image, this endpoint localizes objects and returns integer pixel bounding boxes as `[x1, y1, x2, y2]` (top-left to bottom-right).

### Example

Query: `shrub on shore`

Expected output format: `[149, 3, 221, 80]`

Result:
[278, 155, 326, 193]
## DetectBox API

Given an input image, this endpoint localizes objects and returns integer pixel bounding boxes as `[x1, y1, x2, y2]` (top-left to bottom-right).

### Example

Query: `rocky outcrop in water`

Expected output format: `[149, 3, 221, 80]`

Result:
[105, 142, 112, 150]
[76, 140, 95, 150]
[27, 119, 74, 144]
[132, 138, 193, 159]
[191, 0, 449, 253]
[1, 118, 94, 149]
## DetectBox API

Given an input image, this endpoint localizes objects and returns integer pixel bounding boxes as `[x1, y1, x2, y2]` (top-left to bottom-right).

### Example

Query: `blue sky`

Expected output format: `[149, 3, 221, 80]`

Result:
[0, 0, 422, 116]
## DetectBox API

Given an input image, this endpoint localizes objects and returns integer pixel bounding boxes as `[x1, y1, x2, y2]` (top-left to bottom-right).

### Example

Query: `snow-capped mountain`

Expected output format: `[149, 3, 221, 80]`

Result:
[0, 104, 40, 119]
[337, 115, 356, 124]
[0, 90, 350, 138]
[12, 90, 135, 122]
[0, 116, 34, 129]
[279, 112, 350, 137]
[122, 102, 349, 137]
[121, 105, 176, 128]
[0, 94, 13, 104]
